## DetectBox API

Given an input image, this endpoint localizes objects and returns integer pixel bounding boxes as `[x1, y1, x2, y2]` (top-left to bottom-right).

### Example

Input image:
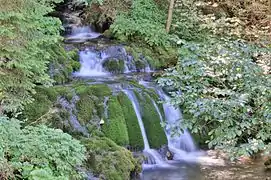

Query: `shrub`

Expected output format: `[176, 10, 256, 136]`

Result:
[0, 116, 86, 179]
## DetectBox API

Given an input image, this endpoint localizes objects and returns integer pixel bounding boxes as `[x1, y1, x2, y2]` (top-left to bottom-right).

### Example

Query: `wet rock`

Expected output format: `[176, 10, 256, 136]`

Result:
[102, 58, 125, 74]
[102, 46, 128, 61]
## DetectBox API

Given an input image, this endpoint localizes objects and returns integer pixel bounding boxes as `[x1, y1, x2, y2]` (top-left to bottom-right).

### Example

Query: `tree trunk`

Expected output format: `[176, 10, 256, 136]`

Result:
[166, 0, 175, 33]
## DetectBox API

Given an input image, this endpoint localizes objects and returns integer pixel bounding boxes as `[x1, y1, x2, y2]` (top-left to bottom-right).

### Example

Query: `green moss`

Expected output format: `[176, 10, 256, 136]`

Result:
[117, 92, 144, 149]
[54, 86, 74, 101]
[76, 95, 96, 126]
[67, 49, 80, 62]
[134, 91, 167, 148]
[102, 58, 125, 73]
[82, 136, 139, 180]
[102, 96, 129, 146]
[23, 87, 57, 122]
[71, 61, 81, 71]
[75, 84, 112, 98]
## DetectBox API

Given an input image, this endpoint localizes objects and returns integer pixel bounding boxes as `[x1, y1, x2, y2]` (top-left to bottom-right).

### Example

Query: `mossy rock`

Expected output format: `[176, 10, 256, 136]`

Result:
[54, 86, 74, 101]
[82, 136, 140, 180]
[117, 92, 144, 150]
[134, 91, 167, 148]
[102, 58, 125, 74]
[75, 84, 112, 98]
[67, 49, 80, 62]
[135, 60, 146, 71]
[102, 96, 129, 146]
[76, 95, 96, 126]
[49, 45, 81, 85]
[23, 87, 58, 122]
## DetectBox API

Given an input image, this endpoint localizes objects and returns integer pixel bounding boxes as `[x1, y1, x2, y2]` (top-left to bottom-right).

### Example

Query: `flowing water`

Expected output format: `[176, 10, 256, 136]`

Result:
[62, 26, 271, 180]
[123, 90, 168, 166]
[157, 90, 204, 162]
[65, 26, 101, 43]
[74, 49, 108, 77]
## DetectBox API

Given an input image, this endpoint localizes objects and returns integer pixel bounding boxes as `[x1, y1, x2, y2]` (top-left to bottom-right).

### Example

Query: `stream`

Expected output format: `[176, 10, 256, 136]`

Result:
[62, 24, 271, 180]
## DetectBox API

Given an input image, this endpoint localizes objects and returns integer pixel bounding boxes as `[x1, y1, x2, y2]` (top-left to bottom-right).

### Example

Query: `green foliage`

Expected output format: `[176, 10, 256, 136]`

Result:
[0, 116, 86, 179]
[23, 86, 76, 123]
[125, 44, 178, 69]
[172, 0, 208, 41]
[0, 0, 65, 112]
[102, 96, 129, 146]
[110, 0, 171, 47]
[158, 37, 271, 158]
[82, 136, 139, 180]
[117, 92, 144, 149]
[135, 91, 167, 148]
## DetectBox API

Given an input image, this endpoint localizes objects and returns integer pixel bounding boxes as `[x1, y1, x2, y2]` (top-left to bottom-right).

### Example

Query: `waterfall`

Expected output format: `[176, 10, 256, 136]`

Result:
[138, 81, 201, 161]
[150, 98, 164, 124]
[157, 90, 201, 161]
[123, 89, 167, 165]
[65, 26, 100, 42]
[123, 90, 150, 149]
[74, 49, 108, 77]
[103, 96, 109, 120]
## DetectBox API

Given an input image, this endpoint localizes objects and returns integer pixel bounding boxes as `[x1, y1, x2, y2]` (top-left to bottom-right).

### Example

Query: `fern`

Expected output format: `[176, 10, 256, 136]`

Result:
[0, 0, 65, 113]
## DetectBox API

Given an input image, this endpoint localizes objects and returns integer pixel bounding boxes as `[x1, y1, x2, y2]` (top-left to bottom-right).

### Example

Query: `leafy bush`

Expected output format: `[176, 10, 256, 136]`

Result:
[110, 0, 171, 47]
[158, 37, 271, 158]
[0, 116, 86, 179]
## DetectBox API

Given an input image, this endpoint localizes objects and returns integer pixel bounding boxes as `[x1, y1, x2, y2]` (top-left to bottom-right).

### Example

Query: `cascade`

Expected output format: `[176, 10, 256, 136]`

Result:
[139, 81, 201, 161]
[103, 96, 109, 120]
[123, 89, 166, 165]
[67, 26, 203, 170]
[65, 26, 100, 42]
[73, 43, 153, 77]
[157, 90, 203, 161]
[74, 49, 108, 77]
